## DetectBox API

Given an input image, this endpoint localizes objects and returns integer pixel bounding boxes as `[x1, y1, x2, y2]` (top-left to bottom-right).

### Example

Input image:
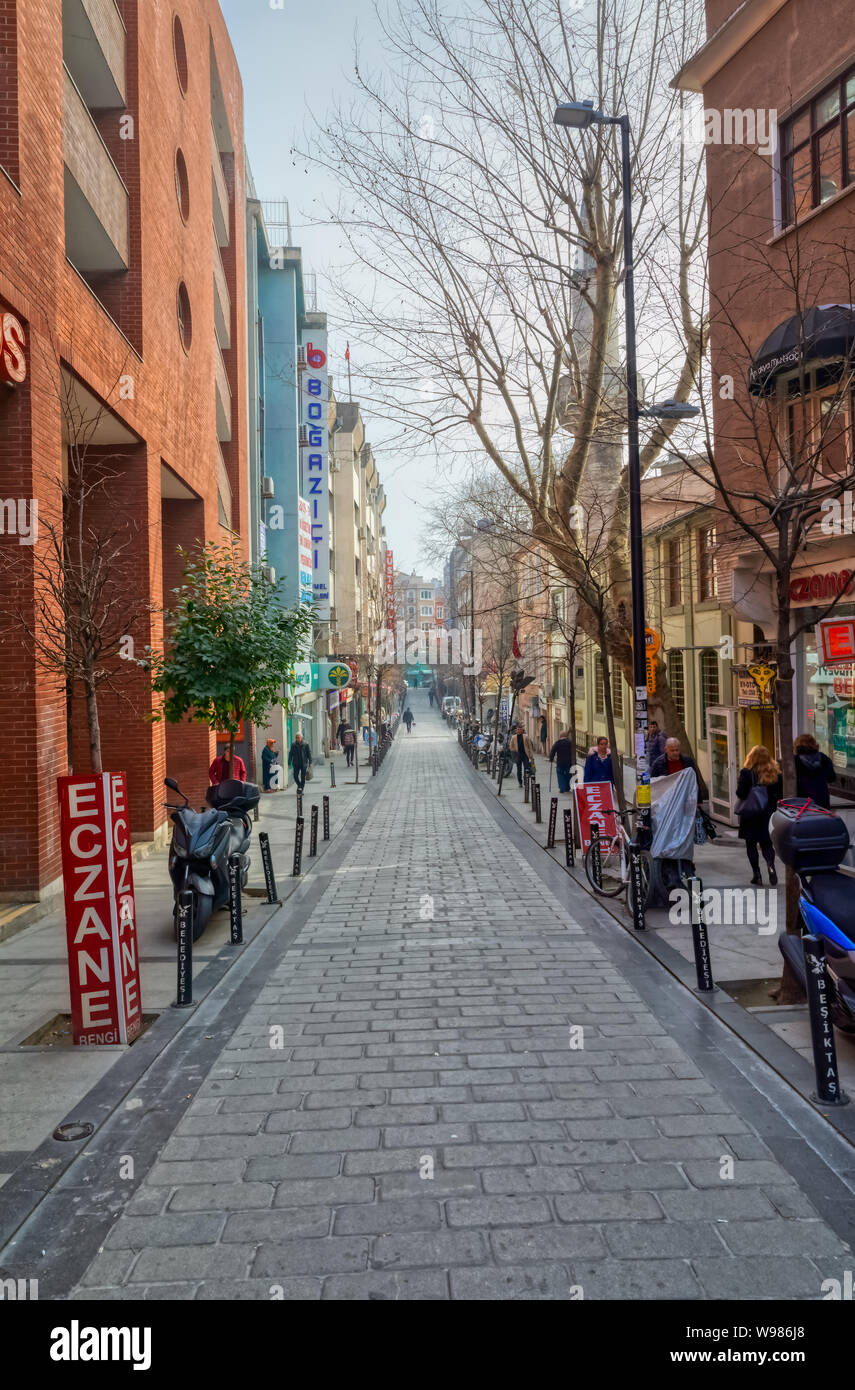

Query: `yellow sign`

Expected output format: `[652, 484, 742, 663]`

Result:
[327, 664, 351, 689]
[645, 628, 661, 696]
[637, 783, 651, 806]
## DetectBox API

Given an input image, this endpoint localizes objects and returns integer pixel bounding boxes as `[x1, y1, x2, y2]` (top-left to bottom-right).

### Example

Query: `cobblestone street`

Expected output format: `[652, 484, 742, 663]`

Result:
[0, 690, 824, 1301]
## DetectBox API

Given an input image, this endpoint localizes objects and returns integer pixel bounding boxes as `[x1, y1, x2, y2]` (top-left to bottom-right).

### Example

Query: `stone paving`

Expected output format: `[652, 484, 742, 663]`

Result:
[69, 690, 854, 1300]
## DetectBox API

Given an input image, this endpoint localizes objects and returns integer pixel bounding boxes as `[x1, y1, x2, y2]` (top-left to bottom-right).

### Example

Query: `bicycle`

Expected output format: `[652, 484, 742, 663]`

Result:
[583, 804, 652, 908]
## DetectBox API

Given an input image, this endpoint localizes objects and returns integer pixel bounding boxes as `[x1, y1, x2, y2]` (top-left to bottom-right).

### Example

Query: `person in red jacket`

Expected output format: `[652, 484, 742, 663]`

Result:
[209, 745, 247, 785]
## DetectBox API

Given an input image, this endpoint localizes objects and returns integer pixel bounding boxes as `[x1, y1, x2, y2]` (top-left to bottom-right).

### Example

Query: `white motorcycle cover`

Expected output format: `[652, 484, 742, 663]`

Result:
[651, 766, 697, 860]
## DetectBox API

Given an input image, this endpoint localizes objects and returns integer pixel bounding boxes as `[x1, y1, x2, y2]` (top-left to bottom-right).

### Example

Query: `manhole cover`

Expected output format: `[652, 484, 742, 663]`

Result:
[53, 1122, 94, 1143]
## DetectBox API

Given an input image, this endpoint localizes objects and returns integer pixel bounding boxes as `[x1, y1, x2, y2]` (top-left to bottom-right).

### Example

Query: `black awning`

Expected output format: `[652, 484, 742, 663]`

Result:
[748, 304, 855, 396]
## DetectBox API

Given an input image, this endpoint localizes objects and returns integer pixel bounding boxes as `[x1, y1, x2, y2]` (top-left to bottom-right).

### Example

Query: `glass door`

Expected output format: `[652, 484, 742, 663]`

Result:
[707, 706, 738, 824]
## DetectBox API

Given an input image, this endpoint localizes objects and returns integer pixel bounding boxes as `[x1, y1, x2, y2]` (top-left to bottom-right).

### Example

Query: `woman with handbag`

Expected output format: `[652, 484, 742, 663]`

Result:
[735, 745, 782, 886]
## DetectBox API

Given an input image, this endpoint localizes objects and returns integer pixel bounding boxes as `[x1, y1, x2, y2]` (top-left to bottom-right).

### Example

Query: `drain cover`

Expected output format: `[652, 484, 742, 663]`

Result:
[53, 1121, 94, 1143]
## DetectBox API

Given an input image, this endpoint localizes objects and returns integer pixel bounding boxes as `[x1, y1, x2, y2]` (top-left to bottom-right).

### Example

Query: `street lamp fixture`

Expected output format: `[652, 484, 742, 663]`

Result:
[552, 96, 654, 891]
[639, 399, 702, 421]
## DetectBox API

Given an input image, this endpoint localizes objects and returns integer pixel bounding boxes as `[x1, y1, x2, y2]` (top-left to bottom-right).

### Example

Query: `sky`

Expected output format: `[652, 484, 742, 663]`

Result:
[219, 0, 433, 576]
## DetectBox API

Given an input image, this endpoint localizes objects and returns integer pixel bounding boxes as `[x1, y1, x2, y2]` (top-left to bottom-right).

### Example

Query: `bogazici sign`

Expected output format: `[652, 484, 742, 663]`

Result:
[301, 330, 330, 620]
[57, 774, 142, 1045]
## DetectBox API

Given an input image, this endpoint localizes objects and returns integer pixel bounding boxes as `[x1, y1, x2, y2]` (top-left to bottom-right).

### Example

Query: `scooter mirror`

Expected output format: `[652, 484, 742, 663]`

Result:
[164, 777, 180, 792]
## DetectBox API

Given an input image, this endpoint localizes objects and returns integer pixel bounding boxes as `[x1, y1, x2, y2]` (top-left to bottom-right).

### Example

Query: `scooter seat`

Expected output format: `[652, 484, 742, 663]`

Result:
[807, 873, 855, 944]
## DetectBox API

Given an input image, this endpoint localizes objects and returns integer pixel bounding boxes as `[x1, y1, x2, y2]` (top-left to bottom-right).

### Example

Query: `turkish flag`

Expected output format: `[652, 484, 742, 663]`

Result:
[345, 342, 351, 361]
[512, 625, 522, 659]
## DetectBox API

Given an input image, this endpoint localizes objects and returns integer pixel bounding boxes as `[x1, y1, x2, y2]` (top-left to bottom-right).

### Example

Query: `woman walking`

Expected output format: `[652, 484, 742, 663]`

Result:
[735, 745, 782, 886]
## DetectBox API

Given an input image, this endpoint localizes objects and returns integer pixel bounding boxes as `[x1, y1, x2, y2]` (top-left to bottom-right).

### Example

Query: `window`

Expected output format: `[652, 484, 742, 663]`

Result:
[173, 14, 189, 95]
[612, 664, 623, 720]
[668, 651, 685, 725]
[699, 649, 720, 737]
[782, 379, 855, 483]
[781, 66, 855, 224]
[594, 655, 605, 714]
[175, 148, 190, 221]
[177, 282, 192, 351]
[667, 539, 682, 607]
[420, 605, 432, 616]
[698, 526, 717, 601]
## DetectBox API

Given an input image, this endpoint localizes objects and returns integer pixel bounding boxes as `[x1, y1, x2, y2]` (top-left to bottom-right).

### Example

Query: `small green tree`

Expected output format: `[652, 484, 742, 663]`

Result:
[151, 541, 313, 764]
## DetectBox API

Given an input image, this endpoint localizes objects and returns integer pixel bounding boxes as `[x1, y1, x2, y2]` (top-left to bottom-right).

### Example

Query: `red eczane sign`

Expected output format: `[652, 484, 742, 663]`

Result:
[818, 617, 855, 667]
[0, 312, 26, 384]
[573, 781, 619, 854]
[57, 774, 142, 1045]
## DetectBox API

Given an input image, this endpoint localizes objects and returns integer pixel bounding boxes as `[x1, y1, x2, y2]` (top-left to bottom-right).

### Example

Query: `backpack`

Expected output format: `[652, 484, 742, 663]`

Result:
[343, 730, 355, 747]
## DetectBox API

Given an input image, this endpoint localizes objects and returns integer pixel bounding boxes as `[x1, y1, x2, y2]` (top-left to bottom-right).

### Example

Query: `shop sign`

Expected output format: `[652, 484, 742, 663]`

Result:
[297, 498, 313, 604]
[300, 333, 330, 619]
[385, 549, 396, 627]
[645, 628, 660, 695]
[57, 774, 142, 1046]
[790, 569, 854, 604]
[574, 782, 619, 855]
[818, 617, 855, 666]
[0, 311, 26, 384]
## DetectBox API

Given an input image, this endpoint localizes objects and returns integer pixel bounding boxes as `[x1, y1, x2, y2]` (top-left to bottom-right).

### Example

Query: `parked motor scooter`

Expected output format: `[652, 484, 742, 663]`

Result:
[771, 798, 855, 1033]
[165, 776, 260, 940]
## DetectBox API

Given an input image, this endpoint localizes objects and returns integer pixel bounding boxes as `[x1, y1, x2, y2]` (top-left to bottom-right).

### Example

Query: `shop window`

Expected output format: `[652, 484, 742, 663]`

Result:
[699, 649, 719, 737]
[781, 64, 855, 224]
[669, 650, 685, 725]
[698, 526, 717, 601]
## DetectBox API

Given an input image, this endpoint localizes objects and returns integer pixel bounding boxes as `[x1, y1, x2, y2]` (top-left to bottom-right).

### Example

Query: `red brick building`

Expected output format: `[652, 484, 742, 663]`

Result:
[0, 0, 248, 899]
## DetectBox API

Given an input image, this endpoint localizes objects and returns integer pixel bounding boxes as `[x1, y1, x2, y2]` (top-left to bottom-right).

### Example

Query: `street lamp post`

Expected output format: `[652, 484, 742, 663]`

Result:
[552, 101, 701, 861]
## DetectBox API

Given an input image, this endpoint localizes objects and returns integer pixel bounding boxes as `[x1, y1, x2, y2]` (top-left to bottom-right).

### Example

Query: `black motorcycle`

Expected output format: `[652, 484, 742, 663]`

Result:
[165, 776, 260, 940]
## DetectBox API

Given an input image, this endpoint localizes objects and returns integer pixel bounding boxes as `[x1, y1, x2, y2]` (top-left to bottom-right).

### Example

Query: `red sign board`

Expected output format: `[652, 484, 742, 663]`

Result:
[818, 617, 855, 666]
[0, 311, 26, 384]
[57, 774, 142, 1046]
[573, 781, 619, 854]
[791, 569, 854, 604]
[385, 549, 396, 627]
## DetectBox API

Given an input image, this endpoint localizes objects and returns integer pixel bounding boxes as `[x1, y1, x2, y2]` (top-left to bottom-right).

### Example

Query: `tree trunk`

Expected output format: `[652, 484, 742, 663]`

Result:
[773, 583, 805, 1003]
[84, 671, 102, 774]
[596, 622, 625, 814]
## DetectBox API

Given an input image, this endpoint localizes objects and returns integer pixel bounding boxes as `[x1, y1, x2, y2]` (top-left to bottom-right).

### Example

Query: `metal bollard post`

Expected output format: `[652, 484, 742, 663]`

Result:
[563, 809, 575, 868]
[803, 935, 849, 1105]
[330, 762, 336, 789]
[228, 853, 243, 945]
[628, 842, 646, 933]
[497, 758, 505, 797]
[309, 804, 319, 857]
[174, 890, 194, 1008]
[524, 769, 531, 804]
[258, 831, 281, 904]
[534, 783, 542, 823]
[547, 796, 558, 849]
[292, 816, 305, 877]
[590, 822, 603, 889]
[296, 789, 303, 820]
[686, 875, 715, 990]
[323, 794, 330, 841]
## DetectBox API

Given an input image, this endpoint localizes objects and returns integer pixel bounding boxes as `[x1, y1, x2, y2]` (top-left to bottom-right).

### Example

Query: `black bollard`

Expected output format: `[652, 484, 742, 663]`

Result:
[524, 769, 531, 804]
[628, 842, 646, 933]
[686, 875, 714, 990]
[803, 935, 849, 1105]
[534, 783, 542, 823]
[259, 831, 281, 905]
[292, 817, 305, 878]
[330, 762, 336, 789]
[563, 809, 575, 868]
[547, 796, 558, 849]
[590, 822, 603, 889]
[174, 890, 193, 1008]
[497, 758, 505, 797]
[323, 794, 330, 841]
[228, 853, 244, 945]
[296, 790, 303, 819]
[309, 804, 319, 857]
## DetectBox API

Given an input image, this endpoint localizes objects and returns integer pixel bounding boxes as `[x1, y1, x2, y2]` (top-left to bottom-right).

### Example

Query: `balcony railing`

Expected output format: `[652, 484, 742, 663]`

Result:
[213, 235, 231, 350]
[211, 126, 230, 248]
[215, 338, 231, 443]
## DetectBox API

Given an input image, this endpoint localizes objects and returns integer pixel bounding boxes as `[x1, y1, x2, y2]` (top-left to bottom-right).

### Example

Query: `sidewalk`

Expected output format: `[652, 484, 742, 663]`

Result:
[462, 724, 855, 1116]
[0, 749, 373, 1185]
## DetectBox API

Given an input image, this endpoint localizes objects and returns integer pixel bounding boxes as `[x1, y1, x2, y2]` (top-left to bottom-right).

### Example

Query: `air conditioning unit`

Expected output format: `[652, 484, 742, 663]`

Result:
[299, 425, 308, 446]
[297, 347, 306, 369]
[263, 565, 276, 584]
[542, 683, 554, 699]
[262, 476, 275, 499]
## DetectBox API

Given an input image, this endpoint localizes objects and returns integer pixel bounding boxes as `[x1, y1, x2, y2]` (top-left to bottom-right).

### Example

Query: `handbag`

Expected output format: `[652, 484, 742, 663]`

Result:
[305, 762, 314, 781]
[735, 772, 768, 817]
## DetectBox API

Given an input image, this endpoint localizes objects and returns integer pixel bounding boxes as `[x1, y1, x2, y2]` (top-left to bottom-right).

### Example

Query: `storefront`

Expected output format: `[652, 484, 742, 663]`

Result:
[793, 564, 855, 800]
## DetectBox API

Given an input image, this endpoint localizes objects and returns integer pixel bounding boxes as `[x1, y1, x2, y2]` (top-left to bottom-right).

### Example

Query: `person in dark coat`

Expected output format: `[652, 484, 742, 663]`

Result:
[339, 721, 357, 767]
[261, 737, 280, 792]
[403, 707, 415, 733]
[539, 714, 548, 755]
[287, 733, 312, 792]
[209, 746, 247, 785]
[583, 737, 614, 784]
[646, 720, 667, 766]
[549, 730, 575, 793]
[650, 737, 700, 795]
[735, 745, 782, 885]
[794, 733, 836, 807]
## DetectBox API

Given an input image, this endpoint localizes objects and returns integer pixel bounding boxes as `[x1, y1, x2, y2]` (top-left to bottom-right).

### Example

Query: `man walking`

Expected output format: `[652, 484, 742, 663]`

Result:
[403, 707, 415, 733]
[509, 722, 534, 786]
[549, 729, 575, 793]
[288, 732, 312, 792]
[339, 720, 356, 768]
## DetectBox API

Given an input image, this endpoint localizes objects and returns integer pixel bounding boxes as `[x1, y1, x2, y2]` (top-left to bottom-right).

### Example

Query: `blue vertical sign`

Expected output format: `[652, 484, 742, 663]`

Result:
[300, 329, 330, 620]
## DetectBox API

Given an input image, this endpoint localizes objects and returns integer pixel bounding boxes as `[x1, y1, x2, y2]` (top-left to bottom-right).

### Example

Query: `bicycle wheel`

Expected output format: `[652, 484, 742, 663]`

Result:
[584, 838, 625, 896]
